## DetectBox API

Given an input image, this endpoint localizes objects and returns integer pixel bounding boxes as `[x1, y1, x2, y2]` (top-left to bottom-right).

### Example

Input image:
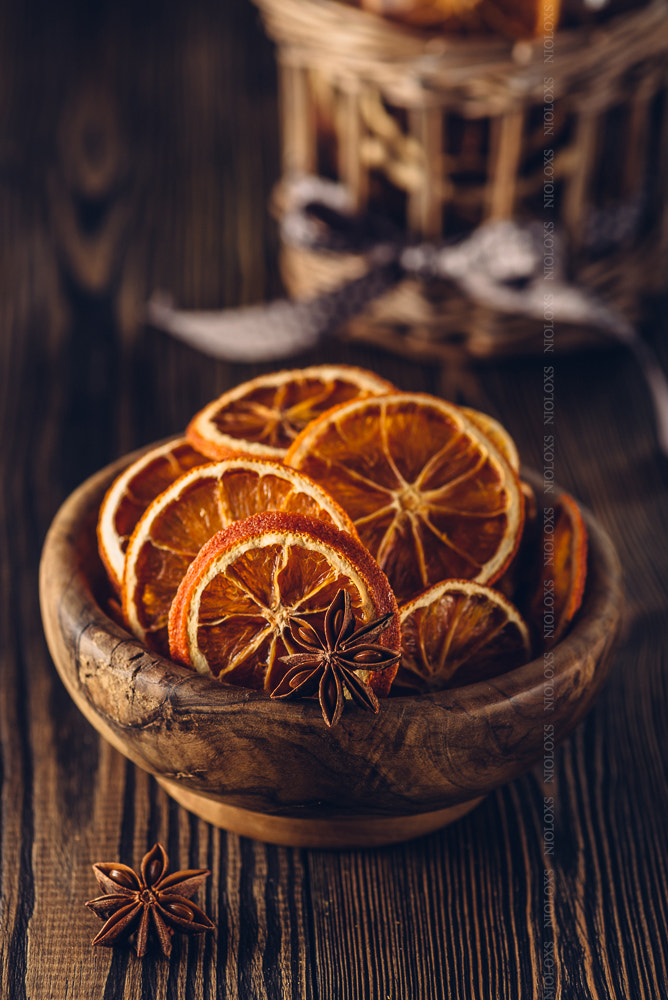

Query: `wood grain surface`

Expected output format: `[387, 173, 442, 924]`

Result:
[1, 0, 667, 997]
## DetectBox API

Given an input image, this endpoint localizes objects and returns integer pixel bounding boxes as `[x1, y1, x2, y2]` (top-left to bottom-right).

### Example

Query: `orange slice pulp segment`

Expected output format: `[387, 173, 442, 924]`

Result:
[122, 459, 358, 655]
[186, 364, 395, 461]
[397, 579, 531, 693]
[168, 511, 400, 695]
[286, 393, 524, 603]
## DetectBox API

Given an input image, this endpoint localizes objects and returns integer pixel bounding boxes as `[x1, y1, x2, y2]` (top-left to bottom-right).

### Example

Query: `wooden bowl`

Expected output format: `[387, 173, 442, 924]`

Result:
[39, 449, 623, 848]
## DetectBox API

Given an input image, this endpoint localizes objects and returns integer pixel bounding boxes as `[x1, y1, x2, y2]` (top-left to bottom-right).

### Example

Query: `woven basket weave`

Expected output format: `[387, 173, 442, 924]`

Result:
[254, 0, 668, 358]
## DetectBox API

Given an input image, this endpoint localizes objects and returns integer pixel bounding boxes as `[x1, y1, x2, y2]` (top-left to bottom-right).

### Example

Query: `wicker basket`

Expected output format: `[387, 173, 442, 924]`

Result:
[253, 0, 668, 358]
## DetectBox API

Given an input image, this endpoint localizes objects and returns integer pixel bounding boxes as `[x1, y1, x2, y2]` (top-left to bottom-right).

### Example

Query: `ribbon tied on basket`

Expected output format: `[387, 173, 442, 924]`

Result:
[147, 174, 668, 455]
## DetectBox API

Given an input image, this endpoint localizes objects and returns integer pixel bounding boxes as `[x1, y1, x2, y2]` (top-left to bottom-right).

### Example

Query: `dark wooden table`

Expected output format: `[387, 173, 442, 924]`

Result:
[2, 1, 667, 996]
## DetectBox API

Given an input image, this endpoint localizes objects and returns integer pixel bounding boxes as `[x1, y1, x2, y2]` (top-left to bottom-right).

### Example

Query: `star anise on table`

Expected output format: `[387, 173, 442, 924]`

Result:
[270, 588, 400, 728]
[85, 843, 214, 957]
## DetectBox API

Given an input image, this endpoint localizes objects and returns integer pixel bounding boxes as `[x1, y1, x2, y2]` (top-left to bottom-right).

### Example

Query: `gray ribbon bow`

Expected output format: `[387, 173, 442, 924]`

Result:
[147, 174, 668, 454]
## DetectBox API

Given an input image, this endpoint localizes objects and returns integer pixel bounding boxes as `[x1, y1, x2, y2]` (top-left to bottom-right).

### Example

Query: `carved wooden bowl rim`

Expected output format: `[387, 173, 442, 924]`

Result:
[39, 446, 624, 819]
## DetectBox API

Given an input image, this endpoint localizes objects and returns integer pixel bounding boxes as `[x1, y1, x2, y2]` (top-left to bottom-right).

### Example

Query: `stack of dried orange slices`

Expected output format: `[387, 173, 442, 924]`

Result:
[97, 363, 588, 725]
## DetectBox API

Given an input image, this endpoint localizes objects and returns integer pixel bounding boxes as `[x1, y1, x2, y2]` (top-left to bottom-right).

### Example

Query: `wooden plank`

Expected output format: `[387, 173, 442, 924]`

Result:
[279, 59, 317, 178]
[338, 83, 368, 213]
[485, 109, 525, 221]
[562, 111, 599, 249]
[407, 105, 443, 238]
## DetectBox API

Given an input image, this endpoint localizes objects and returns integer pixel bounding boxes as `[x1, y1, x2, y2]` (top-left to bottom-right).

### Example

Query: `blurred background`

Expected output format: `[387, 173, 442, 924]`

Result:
[2, 0, 667, 997]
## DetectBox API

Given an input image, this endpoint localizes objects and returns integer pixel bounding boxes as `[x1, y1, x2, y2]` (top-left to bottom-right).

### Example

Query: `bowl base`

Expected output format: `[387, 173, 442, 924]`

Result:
[156, 777, 484, 848]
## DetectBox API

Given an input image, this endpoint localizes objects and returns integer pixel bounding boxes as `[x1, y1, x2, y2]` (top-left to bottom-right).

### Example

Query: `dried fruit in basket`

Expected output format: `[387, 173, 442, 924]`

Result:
[168, 511, 400, 698]
[122, 459, 357, 655]
[476, 0, 561, 38]
[286, 392, 524, 603]
[350, 0, 483, 29]
[186, 364, 394, 461]
[97, 437, 208, 593]
[346, 0, 562, 36]
[397, 579, 531, 692]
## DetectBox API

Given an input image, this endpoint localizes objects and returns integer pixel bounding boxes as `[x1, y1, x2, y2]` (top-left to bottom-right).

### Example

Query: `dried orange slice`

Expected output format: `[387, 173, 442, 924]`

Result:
[351, 0, 560, 36]
[494, 479, 539, 601]
[186, 365, 395, 461]
[168, 511, 400, 695]
[461, 407, 520, 473]
[397, 579, 531, 693]
[478, 0, 561, 37]
[526, 491, 588, 650]
[286, 393, 524, 603]
[97, 438, 208, 592]
[356, 0, 482, 29]
[122, 459, 358, 655]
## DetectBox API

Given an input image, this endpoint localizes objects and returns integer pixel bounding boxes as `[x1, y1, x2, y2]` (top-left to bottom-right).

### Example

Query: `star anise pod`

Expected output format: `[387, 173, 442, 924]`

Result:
[270, 588, 400, 728]
[85, 843, 214, 957]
